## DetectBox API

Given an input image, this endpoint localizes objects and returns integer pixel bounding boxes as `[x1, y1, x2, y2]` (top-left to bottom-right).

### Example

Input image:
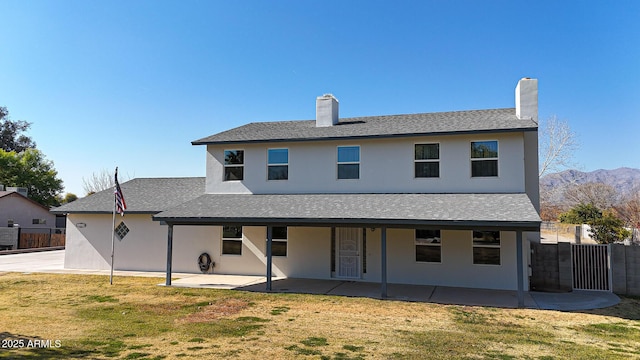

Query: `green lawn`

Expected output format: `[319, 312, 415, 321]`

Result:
[1, 272, 639, 359]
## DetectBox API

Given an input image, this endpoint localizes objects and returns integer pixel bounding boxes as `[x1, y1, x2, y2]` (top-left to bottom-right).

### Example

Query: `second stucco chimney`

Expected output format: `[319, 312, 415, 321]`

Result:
[316, 94, 339, 127]
[515, 78, 538, 123]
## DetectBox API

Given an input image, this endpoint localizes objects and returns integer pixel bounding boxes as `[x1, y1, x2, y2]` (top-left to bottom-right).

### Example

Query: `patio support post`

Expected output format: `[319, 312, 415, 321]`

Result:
[381, 226, 387, 298]
[266, 225, 272, 291]
[166, 224, 174, 286]
[516, 230, 524, 308]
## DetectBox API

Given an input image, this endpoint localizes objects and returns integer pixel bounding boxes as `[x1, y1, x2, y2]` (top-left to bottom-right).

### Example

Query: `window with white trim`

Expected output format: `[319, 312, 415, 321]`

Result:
[267, 149, 288, 180]
[414, 143, 439, 178]
[472, 231, 500, 265]
[224, 150, 244, 181]
[337, 146, 360, 179]
[270, 226, 288, 257]
[471, 141, 498, 177]
[415, 229, 441, 262]
[222, 225, 242, 255]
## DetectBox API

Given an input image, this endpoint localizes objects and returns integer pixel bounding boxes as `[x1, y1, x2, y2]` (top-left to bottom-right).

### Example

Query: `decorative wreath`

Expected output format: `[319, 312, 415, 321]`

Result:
[198, 252, 213, 273]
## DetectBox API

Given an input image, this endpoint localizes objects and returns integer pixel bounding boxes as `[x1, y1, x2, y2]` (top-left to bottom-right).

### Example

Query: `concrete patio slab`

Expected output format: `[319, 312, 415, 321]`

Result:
[531, 290, 620, 311]
[329, 281, 384, 298]
[386, 283, 436, 302]
[170, 274, 278, 289]
[238, 278, 343, 294]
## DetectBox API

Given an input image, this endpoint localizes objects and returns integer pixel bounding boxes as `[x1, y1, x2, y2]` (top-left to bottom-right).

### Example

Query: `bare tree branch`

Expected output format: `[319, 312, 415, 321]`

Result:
[82, 169, 132, 196]
[563, 182, 620, 210]
[539, 115, 579, 177]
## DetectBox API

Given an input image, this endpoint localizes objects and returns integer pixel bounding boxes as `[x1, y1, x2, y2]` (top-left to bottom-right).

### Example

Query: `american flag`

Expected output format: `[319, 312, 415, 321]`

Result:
[114, 167, 127, 216]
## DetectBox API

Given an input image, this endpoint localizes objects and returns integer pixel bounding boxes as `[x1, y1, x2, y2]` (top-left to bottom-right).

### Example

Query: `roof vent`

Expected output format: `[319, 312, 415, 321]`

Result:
[316, 94, 339, 127]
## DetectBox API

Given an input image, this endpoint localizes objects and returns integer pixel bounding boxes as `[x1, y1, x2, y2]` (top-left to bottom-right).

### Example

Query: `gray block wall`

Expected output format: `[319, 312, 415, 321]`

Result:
[611, 244, 627, 294]
[530, 243, 640, 295]
[624, 246, 640, 296]
[530, 242, 572, 292]
[557, 243, 573, 292]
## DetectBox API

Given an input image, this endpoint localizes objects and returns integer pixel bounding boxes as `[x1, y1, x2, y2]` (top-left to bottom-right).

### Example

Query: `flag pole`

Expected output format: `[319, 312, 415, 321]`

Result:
[110, 182, 117, 285]
[110, 166, 127, 285]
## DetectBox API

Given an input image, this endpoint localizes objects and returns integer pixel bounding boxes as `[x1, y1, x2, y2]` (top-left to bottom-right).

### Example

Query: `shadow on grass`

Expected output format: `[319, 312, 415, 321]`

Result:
[0, 332, 100, 359]
[580, 295, 640, 321]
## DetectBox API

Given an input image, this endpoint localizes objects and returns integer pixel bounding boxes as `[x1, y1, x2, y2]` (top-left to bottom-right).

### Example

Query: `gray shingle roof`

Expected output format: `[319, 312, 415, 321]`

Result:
[193, 108, 537, 145]
[153, 193, 540, 230]
[51, 177, 205, 214]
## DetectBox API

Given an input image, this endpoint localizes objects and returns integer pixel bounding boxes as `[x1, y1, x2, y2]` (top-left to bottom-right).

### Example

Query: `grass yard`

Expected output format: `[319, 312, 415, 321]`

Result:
[1, 273, 639, 359]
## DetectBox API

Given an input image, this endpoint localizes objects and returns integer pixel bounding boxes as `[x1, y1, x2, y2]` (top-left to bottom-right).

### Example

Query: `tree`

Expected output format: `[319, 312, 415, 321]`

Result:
[589, 210, 632, 244]
[61, 193, 78, 204]
[0, 106, 36, 152]
[82, 168, 131, 195]
[559, 203, 602, 224]
[0, 149, 64, 207]
[615, 187, 640, 243]
[539, 115, 579, 177]
[563, 182, 620, 210]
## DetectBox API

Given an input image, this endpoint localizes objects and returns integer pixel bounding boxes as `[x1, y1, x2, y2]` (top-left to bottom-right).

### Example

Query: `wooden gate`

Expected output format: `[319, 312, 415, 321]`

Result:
[572, 244, 611, 292]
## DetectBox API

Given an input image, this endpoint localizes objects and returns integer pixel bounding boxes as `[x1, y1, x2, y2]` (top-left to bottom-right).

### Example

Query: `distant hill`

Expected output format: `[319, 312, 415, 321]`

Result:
[540, 167, 640, 198]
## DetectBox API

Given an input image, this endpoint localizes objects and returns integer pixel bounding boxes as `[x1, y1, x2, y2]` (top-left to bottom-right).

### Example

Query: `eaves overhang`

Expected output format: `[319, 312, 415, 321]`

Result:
[154, 216, 540, 232]
[191, 127, 538, 146]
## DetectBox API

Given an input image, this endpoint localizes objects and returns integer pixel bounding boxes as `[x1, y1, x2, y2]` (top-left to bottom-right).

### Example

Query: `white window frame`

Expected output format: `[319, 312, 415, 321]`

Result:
[223, 149, 244, 182]
[472, 230, 501, 266]
[415, 229, 442, 263]
[222, 225, 243, 255]
[470, 140, 498, 177]
[414, 143, 440, 179]
[267, 148, 289, 181]
[337, 145, 360, 180]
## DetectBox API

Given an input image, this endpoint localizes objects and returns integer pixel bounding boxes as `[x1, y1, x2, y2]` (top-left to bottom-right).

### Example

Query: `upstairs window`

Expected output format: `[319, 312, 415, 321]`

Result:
[415, 144, 440, 178]
[471, 141, 498, 177]
[415, 229, 441, 263]
[222, 225, 243, 255]
[472, 231, 500, 265]
[224, 150, 244, 181]
[267, 148, 288, 180]
[337, 146, 360, 179]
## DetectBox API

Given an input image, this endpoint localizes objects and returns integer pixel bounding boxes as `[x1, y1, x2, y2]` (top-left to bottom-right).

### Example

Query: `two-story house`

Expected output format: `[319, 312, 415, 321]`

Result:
[54, 78, 541, 303]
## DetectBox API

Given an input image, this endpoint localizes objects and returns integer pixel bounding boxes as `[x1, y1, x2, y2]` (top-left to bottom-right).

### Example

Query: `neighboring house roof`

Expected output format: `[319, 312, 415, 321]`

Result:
[153, 193, 541, 230]
[0, 191, 51, 211]
[193, 108, 537, 145]
[51, 177, 206, 214]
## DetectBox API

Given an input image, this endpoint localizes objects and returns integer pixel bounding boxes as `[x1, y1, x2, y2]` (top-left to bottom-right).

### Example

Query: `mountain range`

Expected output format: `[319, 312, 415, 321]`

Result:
[540, 167, 640, 198]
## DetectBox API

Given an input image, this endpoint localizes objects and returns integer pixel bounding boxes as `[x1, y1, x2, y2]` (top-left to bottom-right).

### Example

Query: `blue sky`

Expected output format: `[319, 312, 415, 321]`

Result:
[1, 1, 638, 196]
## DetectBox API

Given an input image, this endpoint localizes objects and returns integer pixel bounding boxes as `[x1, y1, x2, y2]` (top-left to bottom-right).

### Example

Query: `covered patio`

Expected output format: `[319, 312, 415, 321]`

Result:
[153, 193, 541, 308]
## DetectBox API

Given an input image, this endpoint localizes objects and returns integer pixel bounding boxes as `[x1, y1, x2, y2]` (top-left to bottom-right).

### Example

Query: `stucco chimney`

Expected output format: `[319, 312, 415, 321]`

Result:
[515, 78, 538, 123]
[316, 94, 339, 127]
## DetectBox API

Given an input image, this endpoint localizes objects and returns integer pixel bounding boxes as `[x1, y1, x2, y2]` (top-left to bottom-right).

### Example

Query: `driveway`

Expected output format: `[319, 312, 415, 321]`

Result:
[0, 249, 65, 272]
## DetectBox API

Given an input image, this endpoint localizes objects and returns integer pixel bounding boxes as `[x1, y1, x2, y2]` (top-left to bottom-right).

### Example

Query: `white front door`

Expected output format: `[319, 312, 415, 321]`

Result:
[336, 227, 361, 279]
